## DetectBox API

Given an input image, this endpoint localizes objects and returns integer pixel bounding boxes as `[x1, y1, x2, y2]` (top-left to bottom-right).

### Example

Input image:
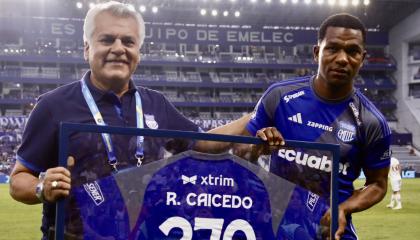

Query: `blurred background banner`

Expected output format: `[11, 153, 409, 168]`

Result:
[0, 17, 389, 46]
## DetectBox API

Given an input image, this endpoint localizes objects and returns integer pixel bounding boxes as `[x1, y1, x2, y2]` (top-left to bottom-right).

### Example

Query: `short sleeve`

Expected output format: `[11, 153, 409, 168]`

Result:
[363, 123, 391, 170]
[162, 95, 200, 132]
[363, 134, 391, 170]
[246, 93, 275, 136]
[17, 96, 59, 172]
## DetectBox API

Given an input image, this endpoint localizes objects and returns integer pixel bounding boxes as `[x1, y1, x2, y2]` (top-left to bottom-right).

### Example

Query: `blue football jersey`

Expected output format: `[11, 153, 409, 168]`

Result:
[247, 75, 392, 239]
[67, 151, 313, 240]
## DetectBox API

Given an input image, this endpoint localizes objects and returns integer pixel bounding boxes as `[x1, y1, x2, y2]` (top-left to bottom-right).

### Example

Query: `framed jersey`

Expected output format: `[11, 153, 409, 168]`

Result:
[55, 123, 339, 240]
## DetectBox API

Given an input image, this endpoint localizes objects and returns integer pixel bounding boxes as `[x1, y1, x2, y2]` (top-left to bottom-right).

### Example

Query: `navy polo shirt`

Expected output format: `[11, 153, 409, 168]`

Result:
[17, 71, 200, 239]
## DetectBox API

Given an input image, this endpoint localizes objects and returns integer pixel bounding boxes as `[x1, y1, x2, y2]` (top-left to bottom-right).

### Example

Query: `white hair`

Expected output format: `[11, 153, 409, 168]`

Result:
[83, 1, 145, 48]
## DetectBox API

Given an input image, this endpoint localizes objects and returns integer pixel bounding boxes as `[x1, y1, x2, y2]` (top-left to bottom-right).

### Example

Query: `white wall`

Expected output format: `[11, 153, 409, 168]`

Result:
[389, 8, 420, 148]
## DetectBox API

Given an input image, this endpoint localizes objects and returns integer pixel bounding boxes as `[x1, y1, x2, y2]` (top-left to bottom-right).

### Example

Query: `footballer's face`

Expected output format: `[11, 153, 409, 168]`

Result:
[84, 11, 140, 94]
[313, 26, 366, 99]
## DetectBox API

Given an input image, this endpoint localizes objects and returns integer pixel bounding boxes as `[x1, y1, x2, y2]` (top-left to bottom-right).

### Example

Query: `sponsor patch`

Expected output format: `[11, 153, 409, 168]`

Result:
[307, 121, 333, 132]
[306, 192, 319, 212]
[83, 181, 105, 206]
[287, 113, 333, 132]
[381, 148, 391, 160]
[180, 174, 235, 187]
[181, 175, 197, 185]
[349, 102, 362, 126]
[283, 90, 305, 103]
[277, 148, 349, 175]
[145, 114, 159, 129]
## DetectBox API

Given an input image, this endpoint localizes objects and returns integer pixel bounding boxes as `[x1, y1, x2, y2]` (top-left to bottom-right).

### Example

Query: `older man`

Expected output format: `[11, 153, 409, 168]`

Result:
[9, 2, 281, 239]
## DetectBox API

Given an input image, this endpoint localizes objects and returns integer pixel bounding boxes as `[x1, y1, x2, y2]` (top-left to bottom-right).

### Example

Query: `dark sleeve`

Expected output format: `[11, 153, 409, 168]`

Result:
[363, 119, 392, 170]
[161, 95, 201, 132]
[17, 96, 59, 172]
[246, 90, 276, 135]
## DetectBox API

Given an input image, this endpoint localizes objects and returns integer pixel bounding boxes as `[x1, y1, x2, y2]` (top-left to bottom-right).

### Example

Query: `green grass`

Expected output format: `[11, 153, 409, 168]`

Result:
[0, 184, 42, 240]
[352, 178, 420, 240]
[1, 179, 419, 239]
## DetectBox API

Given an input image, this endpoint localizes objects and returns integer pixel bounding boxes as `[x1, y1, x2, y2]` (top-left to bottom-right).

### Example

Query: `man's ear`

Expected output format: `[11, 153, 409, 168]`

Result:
[83, 41, 89, 61]
[313, 45, 320, 63]
[360, 50, 367, 67]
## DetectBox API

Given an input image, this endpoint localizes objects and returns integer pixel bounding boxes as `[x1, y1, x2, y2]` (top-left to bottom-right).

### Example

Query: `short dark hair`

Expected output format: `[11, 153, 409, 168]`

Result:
[318, 13, 366, 44]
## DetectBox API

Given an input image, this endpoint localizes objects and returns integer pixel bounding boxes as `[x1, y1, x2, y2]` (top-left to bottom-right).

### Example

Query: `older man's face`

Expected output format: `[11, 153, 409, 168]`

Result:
[84, 11, 140, 89]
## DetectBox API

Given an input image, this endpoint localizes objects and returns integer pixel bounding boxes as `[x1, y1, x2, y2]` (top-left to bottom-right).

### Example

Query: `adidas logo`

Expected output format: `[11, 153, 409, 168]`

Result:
[288, 113, 302, 124]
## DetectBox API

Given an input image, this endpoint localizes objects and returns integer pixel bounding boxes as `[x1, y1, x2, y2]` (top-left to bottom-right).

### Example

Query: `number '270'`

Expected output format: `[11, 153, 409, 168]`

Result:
[159, 216, 257, 240]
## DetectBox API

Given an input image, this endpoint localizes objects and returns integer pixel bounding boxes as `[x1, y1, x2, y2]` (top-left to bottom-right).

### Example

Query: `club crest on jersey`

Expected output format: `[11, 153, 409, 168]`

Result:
[336, 121, 356, 143]
[83, 181, 104, 206]
[145, 114, 159, 129]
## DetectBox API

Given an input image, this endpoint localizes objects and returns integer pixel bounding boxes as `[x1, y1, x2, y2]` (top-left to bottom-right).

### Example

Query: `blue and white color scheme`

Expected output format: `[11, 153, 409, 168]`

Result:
[247, 75, 392, 240]
[63, 150, 334, 240]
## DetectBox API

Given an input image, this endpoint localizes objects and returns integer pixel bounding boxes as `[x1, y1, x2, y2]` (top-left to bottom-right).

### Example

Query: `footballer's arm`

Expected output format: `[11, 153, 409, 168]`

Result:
[340, 166, 389, 213]
[194, 113, 284, 153]
[332, 167, 389, 239]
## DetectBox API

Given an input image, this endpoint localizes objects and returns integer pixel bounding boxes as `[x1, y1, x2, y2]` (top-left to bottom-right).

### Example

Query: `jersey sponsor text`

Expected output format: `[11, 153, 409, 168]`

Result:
[277, 149, 349, 175]
[283, 90, 305, 103]
[180, 174, 235, 187]
[83, 181, 105, 206]
[307, 121, 333, 132]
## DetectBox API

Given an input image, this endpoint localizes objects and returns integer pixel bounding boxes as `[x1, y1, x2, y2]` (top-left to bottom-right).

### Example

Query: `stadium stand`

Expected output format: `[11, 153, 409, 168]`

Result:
[391, 145, 420, 172]
[0, 0, 415, 179]
[0, 121, 22, 175]
[408, 43, 420, 99]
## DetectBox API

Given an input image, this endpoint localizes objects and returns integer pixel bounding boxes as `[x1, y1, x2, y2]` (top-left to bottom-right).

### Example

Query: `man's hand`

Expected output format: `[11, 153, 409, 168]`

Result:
[41, 156, 74, 202]
[320, 167, 388, 239]
[252, 127, 285, 156]
[9, 156, 74, 204]
[42, 166, 72, 202]
[256, 127, 285, 146]
[233, 127, 285, 161]
[320, 206, 347, 240]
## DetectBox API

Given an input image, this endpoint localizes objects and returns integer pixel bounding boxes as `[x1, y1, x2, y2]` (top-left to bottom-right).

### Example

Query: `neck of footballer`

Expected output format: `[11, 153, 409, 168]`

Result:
[313, 76, 354, 101]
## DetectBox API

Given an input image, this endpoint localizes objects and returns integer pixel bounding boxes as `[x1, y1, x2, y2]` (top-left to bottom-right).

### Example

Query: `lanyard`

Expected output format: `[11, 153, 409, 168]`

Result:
[81, 79, 145, 171]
